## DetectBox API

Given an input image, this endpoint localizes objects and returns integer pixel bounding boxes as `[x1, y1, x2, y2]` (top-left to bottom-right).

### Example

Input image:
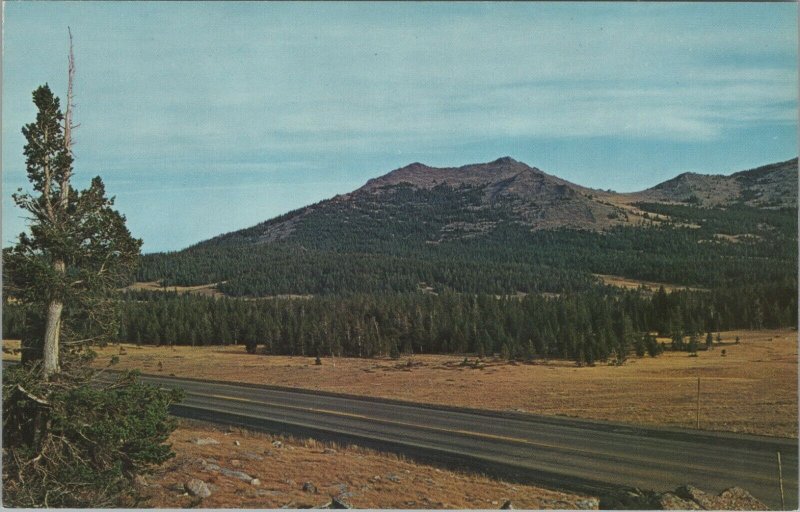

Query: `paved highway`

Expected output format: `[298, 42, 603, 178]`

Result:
[3, 362, 797, 508]
[140, 373, 797, 509]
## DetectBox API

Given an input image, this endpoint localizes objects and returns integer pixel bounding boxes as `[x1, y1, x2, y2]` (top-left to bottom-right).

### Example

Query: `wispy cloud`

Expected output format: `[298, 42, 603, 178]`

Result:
[2, 2, 796, 251]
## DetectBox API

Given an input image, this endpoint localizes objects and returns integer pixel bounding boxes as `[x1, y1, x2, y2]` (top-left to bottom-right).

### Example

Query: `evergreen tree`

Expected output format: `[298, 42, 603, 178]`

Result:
[2, 42, 180, 507]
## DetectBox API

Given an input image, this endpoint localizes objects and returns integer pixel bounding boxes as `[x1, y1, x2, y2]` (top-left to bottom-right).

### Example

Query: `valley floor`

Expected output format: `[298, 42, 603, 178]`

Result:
[3, 328, 797, 437]
[138, 419, 595, 509]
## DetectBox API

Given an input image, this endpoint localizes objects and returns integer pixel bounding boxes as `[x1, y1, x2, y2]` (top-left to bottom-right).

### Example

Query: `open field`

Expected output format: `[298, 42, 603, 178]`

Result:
[3, 329, 797, 437]
[140, 420, 594, 509]
[125, 281, 226, 298]
[593, 274, 708, 292]
[124, 281, 314, 300]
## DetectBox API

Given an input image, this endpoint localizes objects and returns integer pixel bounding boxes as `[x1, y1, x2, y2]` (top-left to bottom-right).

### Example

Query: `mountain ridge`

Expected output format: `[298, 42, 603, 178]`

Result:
[202, 157, 797, 248]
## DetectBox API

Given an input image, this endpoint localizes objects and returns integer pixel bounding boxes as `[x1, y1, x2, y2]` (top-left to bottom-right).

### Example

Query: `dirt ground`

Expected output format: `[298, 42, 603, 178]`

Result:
[3, 328, 797, 437]
[140, 420, 596, 509]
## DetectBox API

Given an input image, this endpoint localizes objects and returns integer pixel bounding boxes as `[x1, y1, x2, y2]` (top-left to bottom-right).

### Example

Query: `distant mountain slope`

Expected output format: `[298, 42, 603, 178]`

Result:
[203, 157, 797, 248]
[138, 157, 798, 297]
[629, 158, 797, 208]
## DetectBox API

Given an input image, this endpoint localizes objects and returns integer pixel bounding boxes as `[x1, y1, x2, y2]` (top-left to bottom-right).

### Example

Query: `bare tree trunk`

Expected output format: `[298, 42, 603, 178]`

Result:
[42, 260, 65, 378]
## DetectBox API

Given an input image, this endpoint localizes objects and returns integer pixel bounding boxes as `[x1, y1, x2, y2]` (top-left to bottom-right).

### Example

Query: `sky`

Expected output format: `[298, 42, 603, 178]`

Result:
[2, 2, 797, 253]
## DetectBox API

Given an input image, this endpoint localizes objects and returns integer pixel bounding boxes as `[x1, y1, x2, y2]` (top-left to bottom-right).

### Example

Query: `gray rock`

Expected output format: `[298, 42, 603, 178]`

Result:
[244, 451, 265, 461]
[192, 437, 220, 445]
[675, 484, 724, 509]
[385, 474, 401, 483]
[575, 498, 599, 509]
[500, 500, 514, 509]
[220, 467, 255, 482]
[250, 478, 261, 486]
[184, 478, 211, 498]
[272, 440, 283, 448]
[323, 448, 337, 454]
[204, 463, 221, 472]
[302, 481, 317, 493]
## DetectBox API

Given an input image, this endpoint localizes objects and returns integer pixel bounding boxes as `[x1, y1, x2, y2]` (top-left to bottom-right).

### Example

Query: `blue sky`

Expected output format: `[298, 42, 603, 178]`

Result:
[3, 2, 797, 252]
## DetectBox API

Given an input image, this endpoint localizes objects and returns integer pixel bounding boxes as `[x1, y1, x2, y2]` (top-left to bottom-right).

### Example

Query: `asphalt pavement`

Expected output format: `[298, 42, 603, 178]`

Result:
[140, 372, 798, 509]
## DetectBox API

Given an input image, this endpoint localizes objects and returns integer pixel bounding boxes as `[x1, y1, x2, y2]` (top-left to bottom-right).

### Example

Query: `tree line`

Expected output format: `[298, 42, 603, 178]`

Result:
[7, 282, 794, 366]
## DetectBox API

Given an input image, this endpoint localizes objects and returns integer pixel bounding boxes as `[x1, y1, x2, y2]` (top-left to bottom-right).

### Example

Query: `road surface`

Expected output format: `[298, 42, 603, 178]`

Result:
[149, 373, 798, 508]
[3, 362, 797, 508]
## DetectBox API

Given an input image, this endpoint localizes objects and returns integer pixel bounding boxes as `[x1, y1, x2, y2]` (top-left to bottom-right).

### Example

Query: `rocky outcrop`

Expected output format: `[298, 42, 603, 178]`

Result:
[600, 485, 768, 510]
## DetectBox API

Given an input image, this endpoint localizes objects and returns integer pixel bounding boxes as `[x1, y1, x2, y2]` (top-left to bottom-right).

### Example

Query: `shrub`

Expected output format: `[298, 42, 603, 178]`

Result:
[3, 364, 183, 507]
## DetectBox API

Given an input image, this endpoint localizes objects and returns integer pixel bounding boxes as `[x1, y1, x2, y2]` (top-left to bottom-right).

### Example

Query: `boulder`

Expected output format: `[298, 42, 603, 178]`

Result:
[675, 485, 724, 509]
[184, 478, 212, 498]
[220, 467, 255, 482]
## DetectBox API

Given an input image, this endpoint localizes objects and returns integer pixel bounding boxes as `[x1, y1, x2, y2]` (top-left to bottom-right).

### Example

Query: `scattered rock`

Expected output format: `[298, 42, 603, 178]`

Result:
[385, 474, 401, 483]
[184, 478, 212, 498]
[717, 487, 768, 510]
[250, 478, 261, 487]
[244, 451, 264, 461]
[302, 482, 317, 493]
[234, 440, 241, 446]
[204, 463, 221, 472]
[323, 448, 337, 455]
[192, 437, 220, 446]
[500, 499, 514, 509]
[272, 440, 283, 448]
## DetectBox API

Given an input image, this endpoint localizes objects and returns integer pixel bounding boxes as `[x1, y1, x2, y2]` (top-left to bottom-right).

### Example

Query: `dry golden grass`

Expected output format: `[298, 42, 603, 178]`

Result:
[4, 328, 796, 437]
[125, 281, 226, 298]
[124, 281, 314, 300]
[593, 274, 707, 292]
[140, 420, 594, 509]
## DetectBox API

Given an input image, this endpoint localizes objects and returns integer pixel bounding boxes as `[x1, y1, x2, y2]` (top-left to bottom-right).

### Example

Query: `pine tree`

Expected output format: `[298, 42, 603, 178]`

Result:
[6, 79, 140, 376]
[2, 37, 179, 507]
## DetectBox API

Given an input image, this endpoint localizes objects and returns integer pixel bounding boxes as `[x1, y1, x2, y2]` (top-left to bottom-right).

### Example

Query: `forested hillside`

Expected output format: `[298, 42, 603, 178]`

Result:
[5, 157, 797, 361]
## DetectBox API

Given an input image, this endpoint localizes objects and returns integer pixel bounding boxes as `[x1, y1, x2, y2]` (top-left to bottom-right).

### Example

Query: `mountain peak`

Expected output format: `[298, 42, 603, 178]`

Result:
[491, 156, 519, 165]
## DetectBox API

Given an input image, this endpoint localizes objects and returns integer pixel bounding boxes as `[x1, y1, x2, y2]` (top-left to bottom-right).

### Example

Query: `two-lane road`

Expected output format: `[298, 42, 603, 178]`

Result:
[135, 372, 797, 509]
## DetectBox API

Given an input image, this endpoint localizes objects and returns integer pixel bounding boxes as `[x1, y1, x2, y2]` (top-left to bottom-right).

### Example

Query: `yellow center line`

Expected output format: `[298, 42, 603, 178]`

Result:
[189, 391, 777, 484]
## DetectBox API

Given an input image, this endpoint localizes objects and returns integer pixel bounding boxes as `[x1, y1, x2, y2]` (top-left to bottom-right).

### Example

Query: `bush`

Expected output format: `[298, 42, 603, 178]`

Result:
[3, 364, 183, 507]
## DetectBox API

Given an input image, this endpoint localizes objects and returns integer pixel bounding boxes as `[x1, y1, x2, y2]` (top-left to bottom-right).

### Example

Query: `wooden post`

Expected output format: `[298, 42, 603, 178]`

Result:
[778, 451, 785, 510]
[695, 376, 700, 429]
